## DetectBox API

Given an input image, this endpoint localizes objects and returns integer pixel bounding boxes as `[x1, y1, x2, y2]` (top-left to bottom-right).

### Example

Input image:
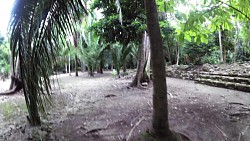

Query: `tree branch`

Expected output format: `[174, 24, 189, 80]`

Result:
[218, 0, 250, 21]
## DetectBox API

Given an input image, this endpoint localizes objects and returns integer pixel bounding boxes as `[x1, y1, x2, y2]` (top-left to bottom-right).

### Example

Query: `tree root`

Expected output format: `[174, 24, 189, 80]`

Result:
[238, 124, 250, 141]
[126, 116, 145, 141]
[0, 83, 22, 95]
[215, 125, 228, 140]
[84, 122, 110, 135]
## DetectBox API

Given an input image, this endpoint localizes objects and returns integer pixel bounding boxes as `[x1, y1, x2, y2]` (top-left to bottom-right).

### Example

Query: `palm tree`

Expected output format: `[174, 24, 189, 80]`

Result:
[9, 0, 86, 126]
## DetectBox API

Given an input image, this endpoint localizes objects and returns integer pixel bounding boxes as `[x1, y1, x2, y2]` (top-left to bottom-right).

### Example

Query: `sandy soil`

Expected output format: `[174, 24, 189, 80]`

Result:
[0, 71, 250, 141]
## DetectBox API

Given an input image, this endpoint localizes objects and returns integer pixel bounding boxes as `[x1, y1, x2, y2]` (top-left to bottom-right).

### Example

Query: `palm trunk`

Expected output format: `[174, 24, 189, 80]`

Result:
[19, 51, 41, 126]
[145, 0, 175, 139]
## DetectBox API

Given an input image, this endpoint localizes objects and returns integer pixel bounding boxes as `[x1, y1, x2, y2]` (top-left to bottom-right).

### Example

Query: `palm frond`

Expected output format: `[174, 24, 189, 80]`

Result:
[9, 0, 87, 125]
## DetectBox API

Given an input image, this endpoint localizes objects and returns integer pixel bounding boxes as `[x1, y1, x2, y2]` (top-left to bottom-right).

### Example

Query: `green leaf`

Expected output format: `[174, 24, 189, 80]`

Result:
[184, 34, 192, 42]
[177, 32, 185, 42]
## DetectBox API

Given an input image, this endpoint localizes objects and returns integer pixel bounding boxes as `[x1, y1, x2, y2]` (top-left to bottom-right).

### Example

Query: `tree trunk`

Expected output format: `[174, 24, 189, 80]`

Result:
[75, 54, 78, 76]
[234, 22, 239, 63]
[176, 43, 180, 66]
[122, 59, 127, 73]
[68, 54, 71, 76]
[19, 51, 41, 126]
[99, 53, 104, 74]
[144, 0, 176, 139]
[1, 53, 23, 95]
[130, 32, 149, 88]
[73, 32, 79, 77]
[166, 39, 172, 64]
[65, 61, 67, 73]
[218, 27, 225, 64]
[99, 61, 104, 74]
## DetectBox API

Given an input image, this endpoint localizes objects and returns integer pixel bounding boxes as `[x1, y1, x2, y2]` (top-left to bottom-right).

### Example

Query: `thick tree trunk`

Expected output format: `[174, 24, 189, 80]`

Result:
[130, 32, 150, 88]
[19, 51, 41, 126]
[1, 54, 23, 95]
[145, 0, 176, 139]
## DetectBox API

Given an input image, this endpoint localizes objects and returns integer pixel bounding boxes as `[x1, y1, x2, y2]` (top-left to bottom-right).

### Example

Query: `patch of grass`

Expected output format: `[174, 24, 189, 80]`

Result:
[0, 101, 27, 121]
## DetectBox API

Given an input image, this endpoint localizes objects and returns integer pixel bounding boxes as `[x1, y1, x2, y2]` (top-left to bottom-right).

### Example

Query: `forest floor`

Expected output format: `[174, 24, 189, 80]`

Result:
[0, 70, 250, 141]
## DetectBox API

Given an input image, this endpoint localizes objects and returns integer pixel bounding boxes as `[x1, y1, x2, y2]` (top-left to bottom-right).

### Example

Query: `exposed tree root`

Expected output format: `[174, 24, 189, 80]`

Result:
[84, 122, 110, 135]
[126, 116, 145, 141]
[215, 125, 228, 140]
[0, 81, 22, 95]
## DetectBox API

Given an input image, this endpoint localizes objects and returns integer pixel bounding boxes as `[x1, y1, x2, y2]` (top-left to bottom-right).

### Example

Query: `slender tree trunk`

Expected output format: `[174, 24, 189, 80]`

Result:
[73, 32, 79, 77]
[65, 61, 67, 73]
[99, 61, 104, 74]
[99, 53, 104, 74]
[166, 40, 172, 64]
[223, 48, 227, 64]
[68, 54, 71, 76]
[218, 29, 224, 64]
[122, 59, 127, 73]
[234, 22, 239, 63]
[81, 61, 84, 72]
[75, 54, 78, 76]
[145, 0, 176, 139]
[176, 43, 180, 66]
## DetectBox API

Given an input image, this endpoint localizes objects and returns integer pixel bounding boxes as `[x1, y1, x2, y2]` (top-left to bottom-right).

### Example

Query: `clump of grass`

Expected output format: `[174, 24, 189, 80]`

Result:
[0, 101, 27, 121]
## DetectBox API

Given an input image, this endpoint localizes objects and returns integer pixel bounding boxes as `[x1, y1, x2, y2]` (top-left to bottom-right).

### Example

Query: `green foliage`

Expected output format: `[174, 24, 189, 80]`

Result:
[201, 48, 220, 64]
[110, 42, 123, 75]
[0, 100, 27, 121]
[180, 33, 218, 65]
[79, 14, 106, 76]
[91, 0, 146, 45]
[0, 41, 10, 76]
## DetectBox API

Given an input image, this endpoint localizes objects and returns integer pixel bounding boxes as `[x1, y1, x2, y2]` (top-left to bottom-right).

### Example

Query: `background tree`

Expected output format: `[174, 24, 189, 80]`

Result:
[91, 0, 152, 86]
[0, 35, 10, 79]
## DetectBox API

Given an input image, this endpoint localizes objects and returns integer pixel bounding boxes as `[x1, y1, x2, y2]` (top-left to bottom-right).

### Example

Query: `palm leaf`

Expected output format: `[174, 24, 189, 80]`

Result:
[9, 0, 87, 125]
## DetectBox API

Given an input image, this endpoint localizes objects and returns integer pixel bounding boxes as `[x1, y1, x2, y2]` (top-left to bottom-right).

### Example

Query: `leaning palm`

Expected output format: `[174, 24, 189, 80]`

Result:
[9, 0, 86, 126]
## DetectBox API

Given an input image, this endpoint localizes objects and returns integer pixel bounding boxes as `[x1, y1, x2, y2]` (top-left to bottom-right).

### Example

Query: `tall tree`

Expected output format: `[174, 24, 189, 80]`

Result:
[144, 0, 178, 140]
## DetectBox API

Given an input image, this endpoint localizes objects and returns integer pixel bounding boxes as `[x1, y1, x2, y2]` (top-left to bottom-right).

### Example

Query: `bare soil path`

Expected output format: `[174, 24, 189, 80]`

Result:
[0, 71, 249, 141]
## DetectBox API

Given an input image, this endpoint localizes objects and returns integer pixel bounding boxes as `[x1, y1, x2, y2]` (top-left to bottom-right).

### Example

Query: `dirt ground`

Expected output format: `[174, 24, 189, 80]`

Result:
[0, 71, 250, 141]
